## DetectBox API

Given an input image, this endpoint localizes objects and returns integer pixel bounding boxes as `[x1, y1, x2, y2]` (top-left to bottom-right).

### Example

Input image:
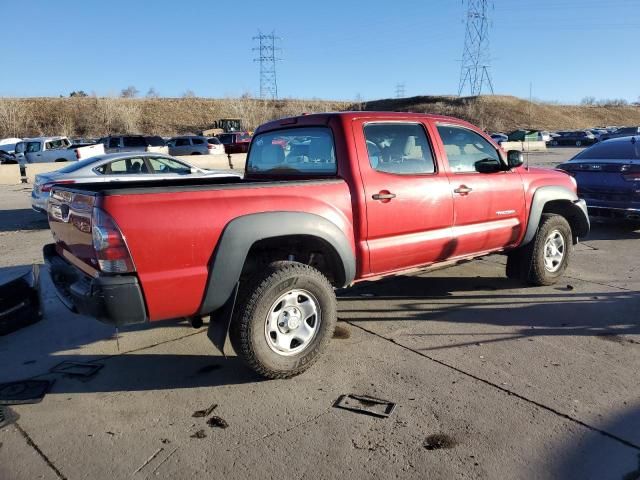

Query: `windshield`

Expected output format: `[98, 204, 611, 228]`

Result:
[246, 127, 337, 176]
[573, 139, 640, 160]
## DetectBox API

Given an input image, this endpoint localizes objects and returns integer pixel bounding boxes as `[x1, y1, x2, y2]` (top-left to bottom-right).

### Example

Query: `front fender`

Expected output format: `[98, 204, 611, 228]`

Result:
[522, 186, 590, 245]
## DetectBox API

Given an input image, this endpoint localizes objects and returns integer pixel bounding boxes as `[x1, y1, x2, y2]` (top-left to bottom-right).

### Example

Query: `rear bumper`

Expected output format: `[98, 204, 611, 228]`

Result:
[31, 190, 48, 214]
[43, 244, 147, 326]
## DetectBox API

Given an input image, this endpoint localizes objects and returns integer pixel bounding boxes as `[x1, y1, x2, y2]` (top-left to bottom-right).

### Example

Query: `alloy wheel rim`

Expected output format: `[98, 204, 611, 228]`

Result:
[543, 230, 565, 272]
[264, 289, 321, 356]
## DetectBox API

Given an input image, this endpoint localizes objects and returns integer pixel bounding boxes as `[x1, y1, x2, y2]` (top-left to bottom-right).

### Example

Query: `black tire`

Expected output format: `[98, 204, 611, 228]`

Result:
[551, 140, 558, 146]
[575, 140, 582, 147]
[191, 152, 201, 155]
[229, 261, 337, 379]
[506, 214, 572, 286]
[55, 158, 67, 162]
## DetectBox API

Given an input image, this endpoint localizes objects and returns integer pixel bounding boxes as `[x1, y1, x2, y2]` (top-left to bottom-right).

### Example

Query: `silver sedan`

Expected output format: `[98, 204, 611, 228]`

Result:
[31, 152, 241, 213]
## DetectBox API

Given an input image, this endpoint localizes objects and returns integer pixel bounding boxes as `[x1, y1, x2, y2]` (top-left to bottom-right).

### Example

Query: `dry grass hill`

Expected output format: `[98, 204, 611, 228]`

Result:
[1, 95, 639, 138]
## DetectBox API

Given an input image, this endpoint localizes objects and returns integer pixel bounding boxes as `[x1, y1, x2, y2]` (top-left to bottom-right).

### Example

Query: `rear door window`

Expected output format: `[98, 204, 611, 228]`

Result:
[108, 138, 121, 149]
[96, 157, 148, 174]
[192, 138, 205, 145]
[175, 138, 190, 146]
[363, 123, 435, 174]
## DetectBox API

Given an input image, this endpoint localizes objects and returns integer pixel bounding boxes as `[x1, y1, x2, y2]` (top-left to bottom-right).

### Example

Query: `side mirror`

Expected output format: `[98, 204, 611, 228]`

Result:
[507, 150, 524, 168]
[475, 158, 502, 174]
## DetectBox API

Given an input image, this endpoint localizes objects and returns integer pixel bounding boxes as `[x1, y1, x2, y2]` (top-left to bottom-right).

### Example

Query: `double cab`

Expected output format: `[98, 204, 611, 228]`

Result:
[44, 112, 589, 379]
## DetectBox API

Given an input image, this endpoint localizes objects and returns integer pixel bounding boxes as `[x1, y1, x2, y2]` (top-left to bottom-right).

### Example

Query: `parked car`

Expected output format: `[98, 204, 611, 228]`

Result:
[44, 112, 589, 379]
[167, 136, 224, 156]
[557, 136, 640, 221]
[600, 126, 640, 142]
[31, 152, 240, 214]
[490, 133, 508, 144]
[206, 137, 225, 155]
[13, 137, 104, 164]
[550, 131, 597, 147]
[98, 135, 168, 155]
[0, 137, 22, 154]
[0, 151, 17, 164]
[217, 131, 252, 154]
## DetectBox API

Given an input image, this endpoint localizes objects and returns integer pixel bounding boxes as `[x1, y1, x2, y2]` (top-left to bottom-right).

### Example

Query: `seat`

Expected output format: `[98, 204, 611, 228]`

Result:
[403, 136, 423, 159]
[130, 161, 142, 173]
[308, 137, 333, 162]
[261, 144, 285, 165]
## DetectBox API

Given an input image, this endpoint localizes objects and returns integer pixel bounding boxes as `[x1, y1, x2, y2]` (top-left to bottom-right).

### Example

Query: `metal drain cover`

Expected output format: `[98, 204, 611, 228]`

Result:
[50, 361, 103, 378]
[0, 380, 51, 405]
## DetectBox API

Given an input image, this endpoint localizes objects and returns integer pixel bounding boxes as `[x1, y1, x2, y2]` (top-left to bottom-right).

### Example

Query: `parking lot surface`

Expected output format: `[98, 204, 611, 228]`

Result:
[1, 148, 639, 479]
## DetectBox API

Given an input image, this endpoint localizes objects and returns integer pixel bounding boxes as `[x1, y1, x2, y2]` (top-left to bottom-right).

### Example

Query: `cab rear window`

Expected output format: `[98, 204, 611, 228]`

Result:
[246, 127, 337, 176]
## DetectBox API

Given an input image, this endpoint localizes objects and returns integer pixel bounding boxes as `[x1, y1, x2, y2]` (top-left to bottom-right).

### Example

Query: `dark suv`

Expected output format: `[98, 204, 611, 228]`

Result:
[600, 127, 640, 142]
[99, 135, 168, 154]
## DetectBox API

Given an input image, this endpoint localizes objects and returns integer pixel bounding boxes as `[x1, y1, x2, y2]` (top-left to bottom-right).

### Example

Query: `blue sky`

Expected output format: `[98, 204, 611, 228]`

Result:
[2, 0, 639, 102]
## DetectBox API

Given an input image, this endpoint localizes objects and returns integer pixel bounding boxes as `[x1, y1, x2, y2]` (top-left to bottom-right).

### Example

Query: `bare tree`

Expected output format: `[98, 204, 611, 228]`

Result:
[69, 90, 88, 97]
[182, 89, 196, 98]
[120, 86, 139, 98]
[146, 87, 160, 98]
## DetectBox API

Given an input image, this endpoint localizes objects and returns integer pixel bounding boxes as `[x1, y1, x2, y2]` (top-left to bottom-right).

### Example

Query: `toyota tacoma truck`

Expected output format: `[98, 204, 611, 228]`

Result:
[44, 112, 590, 379]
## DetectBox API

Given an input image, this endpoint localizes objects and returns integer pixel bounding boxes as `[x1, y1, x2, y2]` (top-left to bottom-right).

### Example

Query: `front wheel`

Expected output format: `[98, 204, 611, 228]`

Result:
[506, 214, 572, 286]
[229, 261, 337, 379]
[575, 140, 582, 147]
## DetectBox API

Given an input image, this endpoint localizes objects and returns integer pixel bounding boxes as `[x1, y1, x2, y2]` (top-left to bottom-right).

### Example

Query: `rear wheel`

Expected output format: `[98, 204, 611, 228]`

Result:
[551, 140, 558, 146]
[55, 158, 67, 162]
[575, 140, 582, 147]
[506, 214, 572, 286]
[229, 261, 337, 379]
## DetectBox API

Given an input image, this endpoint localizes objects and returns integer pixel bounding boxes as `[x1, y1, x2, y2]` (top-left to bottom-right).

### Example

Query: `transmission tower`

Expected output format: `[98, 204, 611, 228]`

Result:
[457, 0, 494, 96]
[395, 83, 406, 98]
[253, 31, 281, 99]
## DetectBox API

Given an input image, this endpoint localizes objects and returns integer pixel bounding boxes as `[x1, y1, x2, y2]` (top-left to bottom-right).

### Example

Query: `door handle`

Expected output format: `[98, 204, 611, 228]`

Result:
[372, 192, 396, 201]
[454, 185, 473, 195]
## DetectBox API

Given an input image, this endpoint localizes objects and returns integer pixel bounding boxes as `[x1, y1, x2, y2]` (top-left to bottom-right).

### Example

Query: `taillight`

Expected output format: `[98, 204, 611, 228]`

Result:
[91, 208, 135, 273]
[621, 165, 640, 182]
[623, 173, 640, 182]
[41, 180, 75, 192]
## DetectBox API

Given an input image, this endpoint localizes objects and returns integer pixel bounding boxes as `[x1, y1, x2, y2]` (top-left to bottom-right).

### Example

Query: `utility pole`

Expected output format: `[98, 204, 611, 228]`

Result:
[457, 0, 494, 96]
[253, 31, 281, 99]
[395, 83, 406, 99]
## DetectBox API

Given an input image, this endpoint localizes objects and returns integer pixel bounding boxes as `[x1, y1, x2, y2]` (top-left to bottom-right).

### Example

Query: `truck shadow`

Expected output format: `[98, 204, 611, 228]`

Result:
[551, 406, 640, 479]
[585, 220, 640, 241]
[0, 208, 49, 232]
[338, 275, 640, 350]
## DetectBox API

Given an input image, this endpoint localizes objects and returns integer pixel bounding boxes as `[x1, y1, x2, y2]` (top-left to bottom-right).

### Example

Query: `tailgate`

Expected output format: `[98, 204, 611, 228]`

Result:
[48, 187, 98, 274]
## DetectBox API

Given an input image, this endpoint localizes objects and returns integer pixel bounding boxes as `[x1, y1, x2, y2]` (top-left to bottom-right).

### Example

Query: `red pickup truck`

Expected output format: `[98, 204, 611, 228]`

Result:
[44, 112, 589, 379]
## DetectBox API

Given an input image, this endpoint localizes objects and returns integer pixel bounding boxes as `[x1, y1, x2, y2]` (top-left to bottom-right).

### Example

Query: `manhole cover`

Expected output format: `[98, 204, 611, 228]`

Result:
[0, 380, 51, 405]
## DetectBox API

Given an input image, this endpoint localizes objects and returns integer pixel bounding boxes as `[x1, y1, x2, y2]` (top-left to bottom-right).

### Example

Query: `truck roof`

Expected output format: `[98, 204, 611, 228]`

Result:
[255, 111, 476, 135]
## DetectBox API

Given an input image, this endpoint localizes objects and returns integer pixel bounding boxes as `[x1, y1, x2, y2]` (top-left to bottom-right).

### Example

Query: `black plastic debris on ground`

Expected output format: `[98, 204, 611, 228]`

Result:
[50, 361, 103, 378]
[0, 379, 51, 405]
[0, 405, 19, 429]
[192, 403, 218, 418]
[206, 416, 229, 429]
[334, 394, 396, 418]
[0, 265, 42, 336]
[423, 433, 458, 450]
[190, 429, 207, 439]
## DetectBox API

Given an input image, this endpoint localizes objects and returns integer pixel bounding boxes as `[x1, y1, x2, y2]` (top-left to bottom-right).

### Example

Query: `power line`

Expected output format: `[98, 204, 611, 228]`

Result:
[458, 0, 494, 96]
[252, 31, 281, 99]
[395, 83, 406, 98]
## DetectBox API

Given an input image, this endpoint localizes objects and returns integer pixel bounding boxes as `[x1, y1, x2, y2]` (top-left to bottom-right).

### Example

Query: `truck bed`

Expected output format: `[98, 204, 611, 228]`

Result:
[48, 176, 354, 322]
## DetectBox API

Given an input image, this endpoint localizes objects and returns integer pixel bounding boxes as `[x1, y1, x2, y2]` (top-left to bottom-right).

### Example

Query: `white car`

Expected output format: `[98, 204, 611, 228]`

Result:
[31, 152, 241, 213]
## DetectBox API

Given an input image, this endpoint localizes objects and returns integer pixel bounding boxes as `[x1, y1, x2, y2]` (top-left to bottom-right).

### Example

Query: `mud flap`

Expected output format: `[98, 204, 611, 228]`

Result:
[206, 282, 239, 356]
